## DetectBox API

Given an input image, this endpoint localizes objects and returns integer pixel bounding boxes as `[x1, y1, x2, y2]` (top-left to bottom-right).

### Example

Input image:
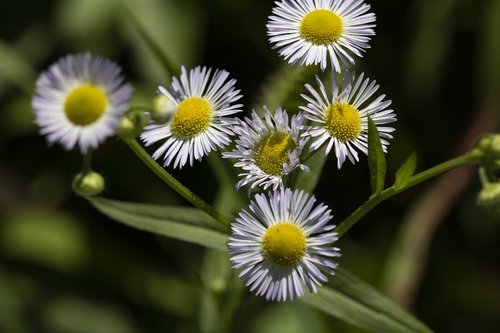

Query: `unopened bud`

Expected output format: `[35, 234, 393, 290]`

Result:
[477, 183, 500, 212]
[72, 171, 105, 197]
[151, 95, 176, 124]
[477, 134, 500, 159]
[117, 111, 148, 140]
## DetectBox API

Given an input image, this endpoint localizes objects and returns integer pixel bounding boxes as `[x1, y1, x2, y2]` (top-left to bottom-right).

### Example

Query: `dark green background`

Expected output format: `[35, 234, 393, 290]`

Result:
[0, 0, 499, 332]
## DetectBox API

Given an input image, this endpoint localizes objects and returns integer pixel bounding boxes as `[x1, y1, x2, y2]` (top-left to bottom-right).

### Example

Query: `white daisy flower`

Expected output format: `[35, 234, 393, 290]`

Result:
[140, 66, 243, 169]
[223, 106, 309, 191]
[300, 71, 396, 168]
[32, 53, 133, 153]
[267, 0, 376, 72]
[229, 187, 340, 302]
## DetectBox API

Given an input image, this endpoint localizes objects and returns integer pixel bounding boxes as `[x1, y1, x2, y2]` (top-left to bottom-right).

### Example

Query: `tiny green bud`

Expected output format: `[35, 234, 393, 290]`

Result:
[477, 134, 500, 159]
[151, 95, 176, 124]
[477, 183, 500, 212]
[72, 171, 105, 197]
[491, 135, 500, 155]
[117, 111, 148, 140]
[209, 277, 227, 293]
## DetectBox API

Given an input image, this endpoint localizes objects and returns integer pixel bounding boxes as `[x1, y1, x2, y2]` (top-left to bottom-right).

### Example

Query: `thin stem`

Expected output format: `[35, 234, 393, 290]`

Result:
[336, 150, 482, 237]
[83, 149, 93, 172]
[125, 139, 232, 230]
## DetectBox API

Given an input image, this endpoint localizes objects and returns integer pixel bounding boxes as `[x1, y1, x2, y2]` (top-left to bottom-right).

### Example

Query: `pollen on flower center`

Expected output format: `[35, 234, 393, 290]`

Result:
[299, 9, 344, 45]
[64, 84, 107, 126]
[254, 132, 296, 175]
[325, 102, 362, 142]
[262, 223, 306, 266]
[171, 96, 213, 138]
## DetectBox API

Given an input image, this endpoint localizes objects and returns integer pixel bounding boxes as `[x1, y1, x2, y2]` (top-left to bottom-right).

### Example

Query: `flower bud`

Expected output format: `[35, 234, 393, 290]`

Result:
[117, 111, 148, 140]
[72, 171, 105, 197]
[477, 134, 500, 159]
[477, 183, 500, 212]
[151, 95, 176, 124]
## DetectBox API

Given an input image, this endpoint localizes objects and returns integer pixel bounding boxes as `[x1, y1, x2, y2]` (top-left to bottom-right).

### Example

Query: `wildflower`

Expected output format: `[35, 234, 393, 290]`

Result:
[32, 53, 133, 153]
[229, 188, 340, 301]
[223, 106, 309, 190]
[267, 0, 376, 72]
[300, 71, 396, 168]
[141, 66, 243, 169]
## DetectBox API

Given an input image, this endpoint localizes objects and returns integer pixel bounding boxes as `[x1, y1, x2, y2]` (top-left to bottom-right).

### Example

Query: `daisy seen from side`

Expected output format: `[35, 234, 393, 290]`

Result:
[267, 0, 376, 72]
[228, 187, 340, 302]
[300, 71, 396, 168]
[223, 106, 309, 191]
[141, 66, 243, 169]
[32, 53, 133, 153]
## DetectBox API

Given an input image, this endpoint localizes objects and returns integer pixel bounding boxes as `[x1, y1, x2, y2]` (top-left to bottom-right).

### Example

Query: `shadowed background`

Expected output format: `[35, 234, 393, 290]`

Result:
[0, 0, 499, 332]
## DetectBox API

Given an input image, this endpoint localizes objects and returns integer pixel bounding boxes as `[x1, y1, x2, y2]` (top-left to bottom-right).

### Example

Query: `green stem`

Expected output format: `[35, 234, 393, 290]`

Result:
[83, 149, 93, 172]
[125, 139, 232, 229]
[336, 150, 483, 237]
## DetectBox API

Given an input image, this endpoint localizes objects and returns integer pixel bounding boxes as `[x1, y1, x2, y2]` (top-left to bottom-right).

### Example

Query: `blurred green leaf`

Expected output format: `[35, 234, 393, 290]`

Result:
[293, 147, 327, 193]
[481, 0, 500, 91]
[254, 64, 317, 113]
[89, 197, 229, 250]
[0, 40, 37, 94]
[0, 207, 89, 271]
[199, 250, 240, 333]
[123, 4, 179, 77]
[394, 152, 417, 191]
[127, 272, 197, 318]
[119, 0, 201, 83]
[252, 302, 328, 333]
[208, 153, 246, 216]
[302, 268, 434, 333]
[43, 296, 137, 333]
[56, 0, 120, 43]
[368, 117, 387, 195]
[0, 271, 29, 333]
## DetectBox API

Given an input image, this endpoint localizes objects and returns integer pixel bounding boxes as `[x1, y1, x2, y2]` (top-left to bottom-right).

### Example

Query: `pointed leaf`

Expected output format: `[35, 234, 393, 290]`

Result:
[394, 152, 417, 190]
[124, 5, 179, 76]
[368, 117, 387, 194]
[302, 268, 434, 333]
[88, 197, 228, 250]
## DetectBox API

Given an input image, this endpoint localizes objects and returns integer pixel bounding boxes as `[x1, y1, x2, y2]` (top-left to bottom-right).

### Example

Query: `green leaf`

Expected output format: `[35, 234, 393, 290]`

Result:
[123, 4, 179, 76]
[368, 117, 387, 195]
[88, 197, 229, 250]
[394, 152, 417, 191]
[302, 268, 434, 333]
[0, 40, 37, 94]
[292, 146, 327, 193]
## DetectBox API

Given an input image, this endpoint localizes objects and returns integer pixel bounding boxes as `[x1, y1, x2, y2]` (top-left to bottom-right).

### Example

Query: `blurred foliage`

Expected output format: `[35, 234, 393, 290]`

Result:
[0, 0, 499, 332]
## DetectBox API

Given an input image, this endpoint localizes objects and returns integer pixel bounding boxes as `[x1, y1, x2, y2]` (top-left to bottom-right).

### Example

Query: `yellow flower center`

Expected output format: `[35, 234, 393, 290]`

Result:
[64, 85, 107, 126]
[325, 102, 362, 142]
[262, 223, 306, 266]
[171, 96, 213, 138]
[299, 9, 344, 45]
[254, 132, 296, 175]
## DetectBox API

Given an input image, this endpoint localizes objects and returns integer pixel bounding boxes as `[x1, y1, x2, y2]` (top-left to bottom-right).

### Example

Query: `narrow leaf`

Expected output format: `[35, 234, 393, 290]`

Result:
[394, 152, 417, 190]
[368, 117, 387, 194]
[123, 5, 179, 76]
[302, 268, 434, 333]
[88, 197, 228, 250]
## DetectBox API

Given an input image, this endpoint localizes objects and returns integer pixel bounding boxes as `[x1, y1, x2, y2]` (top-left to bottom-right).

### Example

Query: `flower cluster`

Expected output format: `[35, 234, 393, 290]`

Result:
[31, 0, 396, 302]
